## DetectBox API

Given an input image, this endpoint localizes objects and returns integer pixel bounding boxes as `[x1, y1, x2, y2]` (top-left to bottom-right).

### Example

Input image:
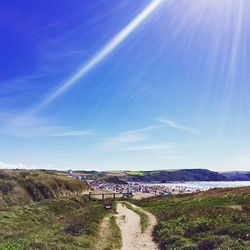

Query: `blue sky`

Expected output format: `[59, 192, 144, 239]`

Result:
[0, 0, 250, 171]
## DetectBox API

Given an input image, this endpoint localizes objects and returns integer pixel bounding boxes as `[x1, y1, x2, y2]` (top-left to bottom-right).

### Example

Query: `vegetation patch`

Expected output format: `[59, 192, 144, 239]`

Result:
[131, 187, 250, 250]
[0, 196, 109, 250]
[125, 171, 145, 176]
[94, 202, 121, 250]
[0, 170, 89, 209]
[109, 215, 122, 249]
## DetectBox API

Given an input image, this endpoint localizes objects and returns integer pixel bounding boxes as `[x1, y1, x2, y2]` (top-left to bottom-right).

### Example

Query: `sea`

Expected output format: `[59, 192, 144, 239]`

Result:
[145, 181, 250, 191]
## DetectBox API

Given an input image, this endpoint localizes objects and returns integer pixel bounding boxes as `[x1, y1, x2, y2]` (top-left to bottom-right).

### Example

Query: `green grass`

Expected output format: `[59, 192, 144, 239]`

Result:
[0, 196, 110, 250]
[93, 202, 122, 250]
[109, 215, 122, 249]
[123, 202, 149, 233]
[125, 171, 145, 176]
[131, 187, 250, 250]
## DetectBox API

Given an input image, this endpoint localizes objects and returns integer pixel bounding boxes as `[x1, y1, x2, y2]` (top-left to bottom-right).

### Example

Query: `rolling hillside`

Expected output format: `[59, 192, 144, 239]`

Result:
[0, 170, 89, 209]
[75, 169, 250, 182]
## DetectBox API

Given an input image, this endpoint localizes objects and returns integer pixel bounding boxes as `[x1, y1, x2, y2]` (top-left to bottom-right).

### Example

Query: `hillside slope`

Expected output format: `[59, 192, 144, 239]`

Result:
[221, 171, 250, 181]
[0, 170, 89, 209]
[124, 169, 227, 182]
[132, 187, 250, 250]
[75, 169, 250, 182]
[0, 196, 111, 249]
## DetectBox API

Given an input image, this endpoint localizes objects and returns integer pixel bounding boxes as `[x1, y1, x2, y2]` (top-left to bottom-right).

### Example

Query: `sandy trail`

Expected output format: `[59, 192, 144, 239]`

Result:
[116, 202, 158, 250]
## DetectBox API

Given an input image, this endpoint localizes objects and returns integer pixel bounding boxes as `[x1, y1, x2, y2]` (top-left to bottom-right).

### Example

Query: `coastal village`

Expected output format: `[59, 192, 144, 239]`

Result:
[67, 169, 208, 199]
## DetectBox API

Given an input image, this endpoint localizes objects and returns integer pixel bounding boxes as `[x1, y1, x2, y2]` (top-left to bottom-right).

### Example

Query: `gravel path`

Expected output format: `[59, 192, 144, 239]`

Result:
[116, 202, 158, 250]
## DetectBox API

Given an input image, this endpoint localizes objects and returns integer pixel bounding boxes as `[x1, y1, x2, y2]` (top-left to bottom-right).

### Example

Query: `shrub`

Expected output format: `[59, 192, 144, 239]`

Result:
[0, 242, 22, 250]
[216, 224, 250, 240]
[219, 238, 246, 250]
[0, 182, 14, 195]
[197, 236, 222, 250]
[185, 218, 212, 237]
[164, 236, 197, 250]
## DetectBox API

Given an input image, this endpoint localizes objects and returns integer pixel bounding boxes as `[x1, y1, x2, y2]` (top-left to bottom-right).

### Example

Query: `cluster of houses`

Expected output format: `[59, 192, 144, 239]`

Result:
[67, 169, 94, 181]
[67, 169, 206, 196]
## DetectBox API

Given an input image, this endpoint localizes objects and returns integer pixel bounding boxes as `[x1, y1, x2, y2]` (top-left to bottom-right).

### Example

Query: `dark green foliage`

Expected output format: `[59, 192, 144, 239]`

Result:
[165, 236, 198, 250]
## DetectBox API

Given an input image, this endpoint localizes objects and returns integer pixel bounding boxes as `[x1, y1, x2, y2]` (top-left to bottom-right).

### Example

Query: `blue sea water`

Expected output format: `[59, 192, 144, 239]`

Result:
[146, 181, 250, 191]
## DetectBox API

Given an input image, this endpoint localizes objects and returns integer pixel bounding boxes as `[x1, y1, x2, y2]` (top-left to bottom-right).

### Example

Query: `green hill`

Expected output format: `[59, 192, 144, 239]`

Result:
[71, 169, 250, 182]
[0, 170, 89, 209]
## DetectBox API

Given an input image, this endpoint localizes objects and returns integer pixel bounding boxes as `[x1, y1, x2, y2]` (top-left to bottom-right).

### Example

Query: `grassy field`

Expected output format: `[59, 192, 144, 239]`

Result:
[125, 171, 145, 176]
[132, 187, 250, 250]
[0, 196, 114, 250]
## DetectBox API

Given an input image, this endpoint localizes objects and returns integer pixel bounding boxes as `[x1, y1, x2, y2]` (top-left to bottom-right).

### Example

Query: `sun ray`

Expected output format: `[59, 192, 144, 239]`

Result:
[35, 0, 163, 110]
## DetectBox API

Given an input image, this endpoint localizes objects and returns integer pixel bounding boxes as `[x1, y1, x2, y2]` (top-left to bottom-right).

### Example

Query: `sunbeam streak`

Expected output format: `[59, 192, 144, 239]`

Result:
[37, 0, 163, 110]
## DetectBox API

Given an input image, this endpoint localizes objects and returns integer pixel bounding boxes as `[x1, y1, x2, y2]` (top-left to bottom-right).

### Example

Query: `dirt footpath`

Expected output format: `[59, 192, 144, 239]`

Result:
[116, 202, 158, 250]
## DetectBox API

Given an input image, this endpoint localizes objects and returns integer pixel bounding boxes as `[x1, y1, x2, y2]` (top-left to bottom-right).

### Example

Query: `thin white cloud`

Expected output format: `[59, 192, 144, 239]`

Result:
[102, 125, 174, 152]
[0, 111, 94, 138]
[48, 130, 94, 137]
[123, 143, 172, 152]
[0, 161, 57, 170]
[2, 126, 94, 138]
[103, 126, 160, 149]
[158, 118, 199, 134]
[35, 0, 163, 110]
[120, 125, 161, 135]
[0, 161, 39, 169]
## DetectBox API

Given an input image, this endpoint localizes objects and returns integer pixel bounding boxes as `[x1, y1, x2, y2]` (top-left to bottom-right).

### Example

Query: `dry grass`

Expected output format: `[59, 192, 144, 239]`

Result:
[0, 170, 89, 209]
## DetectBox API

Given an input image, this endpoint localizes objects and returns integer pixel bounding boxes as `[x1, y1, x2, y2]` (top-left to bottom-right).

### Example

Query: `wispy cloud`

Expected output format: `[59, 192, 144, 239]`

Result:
[158, 118, 199, 134]
[1, 126, 94, 138]
[3, 125, 94, 138]
[123, 143, 172, 152]
[0, 111, 94, 138]
[0, 74, 46, 99]
[0, 161, 39, 169]
[0, 161, 55, 170]
[103, 126, 159, 149]
[102, 125, 172, 152]
[48, 130, 94, 137]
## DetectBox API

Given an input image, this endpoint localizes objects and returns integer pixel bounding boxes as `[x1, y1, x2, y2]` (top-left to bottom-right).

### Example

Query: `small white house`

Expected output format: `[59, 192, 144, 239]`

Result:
[67, 169, 73, 176]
